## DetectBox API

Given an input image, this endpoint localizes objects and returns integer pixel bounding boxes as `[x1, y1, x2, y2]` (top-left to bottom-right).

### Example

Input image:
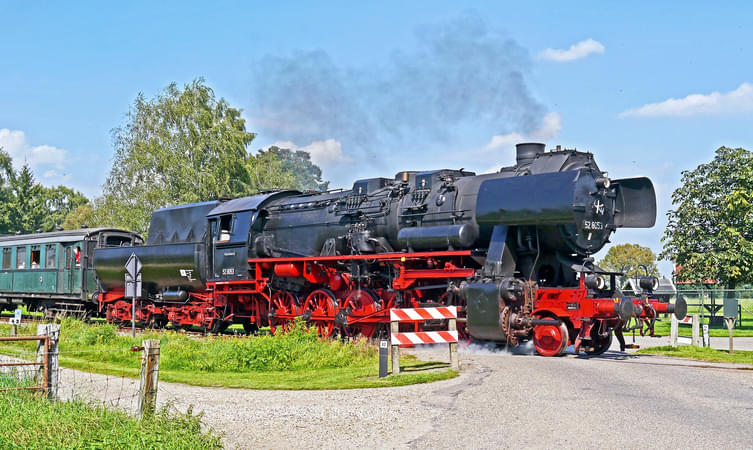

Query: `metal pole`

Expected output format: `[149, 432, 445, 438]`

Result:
[132, 297, 136, 337]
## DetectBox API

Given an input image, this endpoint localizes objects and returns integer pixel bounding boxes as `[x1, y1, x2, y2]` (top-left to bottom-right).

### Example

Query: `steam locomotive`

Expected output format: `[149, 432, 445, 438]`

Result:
[94, 143, 686, 356]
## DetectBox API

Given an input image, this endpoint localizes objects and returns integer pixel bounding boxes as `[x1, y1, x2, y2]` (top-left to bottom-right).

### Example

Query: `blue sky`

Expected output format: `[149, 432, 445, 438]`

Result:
[2, 1, 753, 275]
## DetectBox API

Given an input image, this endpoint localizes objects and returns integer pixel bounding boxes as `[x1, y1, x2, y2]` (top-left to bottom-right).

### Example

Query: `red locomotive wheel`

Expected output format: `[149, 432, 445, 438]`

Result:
[270, 291, 299, 335]
[533, 322, 569, 357]
[304, 289, 337, 338]
[343, 290, 379, 339]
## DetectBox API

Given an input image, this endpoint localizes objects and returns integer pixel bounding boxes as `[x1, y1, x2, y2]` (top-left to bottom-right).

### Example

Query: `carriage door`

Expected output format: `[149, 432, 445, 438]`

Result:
[63, 246, 73, 293]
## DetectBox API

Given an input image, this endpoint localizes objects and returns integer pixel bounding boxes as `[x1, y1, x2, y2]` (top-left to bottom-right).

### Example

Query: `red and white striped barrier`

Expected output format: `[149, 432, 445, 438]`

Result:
[390, 306, 457, 321]
[391, 330, 458, 346]
[389, 306, 460, 374]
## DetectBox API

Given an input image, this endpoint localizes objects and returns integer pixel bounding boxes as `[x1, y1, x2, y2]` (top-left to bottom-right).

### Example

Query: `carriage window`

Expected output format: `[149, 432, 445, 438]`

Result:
[2, 248, 10, 269]
[46, 244, 56, 269]
[30, 246, 41, 269]
[16, 247, 26, 269]
[218, 215, 233, 242]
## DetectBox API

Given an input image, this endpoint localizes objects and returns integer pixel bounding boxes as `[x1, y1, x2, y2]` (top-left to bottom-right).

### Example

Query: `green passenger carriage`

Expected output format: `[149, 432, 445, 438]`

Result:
[0, 228, 142, 318]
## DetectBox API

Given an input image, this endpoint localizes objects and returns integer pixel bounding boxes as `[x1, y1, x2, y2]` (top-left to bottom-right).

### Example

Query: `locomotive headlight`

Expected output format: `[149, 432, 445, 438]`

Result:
[639, 276, 659, 292]
[595, 177, 611, 189]
[585, 274, 606, 290]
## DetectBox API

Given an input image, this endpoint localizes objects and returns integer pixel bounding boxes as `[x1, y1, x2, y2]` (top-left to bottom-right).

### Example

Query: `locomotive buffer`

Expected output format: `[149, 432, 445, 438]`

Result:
[125, 253, 142, 337]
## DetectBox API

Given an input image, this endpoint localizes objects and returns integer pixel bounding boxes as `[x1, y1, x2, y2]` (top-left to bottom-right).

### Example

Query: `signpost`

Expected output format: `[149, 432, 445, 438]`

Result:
[9, 308, 22, 336]
[378, 339, 389, 378]
[125, 253, 143, 337]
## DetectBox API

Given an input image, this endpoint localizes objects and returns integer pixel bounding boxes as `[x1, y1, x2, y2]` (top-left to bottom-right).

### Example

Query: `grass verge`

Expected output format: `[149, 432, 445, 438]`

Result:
[0, 377, 221, 448]
[0, 318, 457, 390]
[636, 345, 753, 366]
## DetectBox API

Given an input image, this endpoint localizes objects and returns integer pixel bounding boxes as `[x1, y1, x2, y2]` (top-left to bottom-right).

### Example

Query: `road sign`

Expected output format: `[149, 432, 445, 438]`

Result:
[125, 253, 143, 279]
[125, 273, 143, 299]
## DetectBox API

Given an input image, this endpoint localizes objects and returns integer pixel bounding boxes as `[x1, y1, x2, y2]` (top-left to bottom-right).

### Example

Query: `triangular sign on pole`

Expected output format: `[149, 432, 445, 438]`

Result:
[125, 252, 142, 279]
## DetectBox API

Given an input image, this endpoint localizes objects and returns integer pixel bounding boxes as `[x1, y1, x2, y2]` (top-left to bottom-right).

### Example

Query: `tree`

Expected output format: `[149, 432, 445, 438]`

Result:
[61, 203, 96, 230]
[598, 243, 659, 278]
[249, 146, 329, 192]
[0, 162, 87, 234]
[661, 146, 753, 293]
[39, 186, 89, 232]
[100, 78, 257, 235]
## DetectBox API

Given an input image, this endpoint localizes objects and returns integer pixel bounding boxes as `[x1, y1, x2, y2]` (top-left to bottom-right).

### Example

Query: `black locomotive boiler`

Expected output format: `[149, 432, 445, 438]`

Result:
[95, 143, 685, 355]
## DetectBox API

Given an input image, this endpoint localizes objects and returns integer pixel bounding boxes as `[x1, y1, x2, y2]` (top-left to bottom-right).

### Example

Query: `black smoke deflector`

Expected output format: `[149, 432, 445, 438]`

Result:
[613, 177, 656, 228]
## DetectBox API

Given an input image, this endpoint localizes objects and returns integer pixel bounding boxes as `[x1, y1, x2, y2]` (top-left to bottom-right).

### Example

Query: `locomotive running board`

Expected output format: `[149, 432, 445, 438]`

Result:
[248, 250, 472, 263]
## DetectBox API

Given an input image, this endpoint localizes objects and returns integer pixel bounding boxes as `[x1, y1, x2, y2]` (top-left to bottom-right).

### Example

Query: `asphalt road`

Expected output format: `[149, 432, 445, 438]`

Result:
[408, 346, 753, 449]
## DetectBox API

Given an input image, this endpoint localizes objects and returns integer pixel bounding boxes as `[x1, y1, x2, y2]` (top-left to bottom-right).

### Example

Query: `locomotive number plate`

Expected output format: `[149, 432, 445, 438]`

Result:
[566, 302, 579, 310]
[222, 267, 235, 275]
[583, 220, 604, 230]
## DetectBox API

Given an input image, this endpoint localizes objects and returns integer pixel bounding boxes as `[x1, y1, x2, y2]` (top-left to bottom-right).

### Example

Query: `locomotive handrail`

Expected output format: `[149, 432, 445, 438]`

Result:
[248, 250, 472, 264]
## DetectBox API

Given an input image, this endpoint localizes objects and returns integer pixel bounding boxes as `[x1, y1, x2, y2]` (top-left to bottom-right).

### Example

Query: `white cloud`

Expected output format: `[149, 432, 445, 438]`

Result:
[0, 128, 68, 174]
[272, 138, 353, 167]
[619, 82, 753, 118]
[483, 112, 562, 151]
[538, 38, 605, 62]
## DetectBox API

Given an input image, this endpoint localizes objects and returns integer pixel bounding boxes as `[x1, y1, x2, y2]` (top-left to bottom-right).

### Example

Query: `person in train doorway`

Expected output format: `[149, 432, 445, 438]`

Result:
[74, 246, 81, 267]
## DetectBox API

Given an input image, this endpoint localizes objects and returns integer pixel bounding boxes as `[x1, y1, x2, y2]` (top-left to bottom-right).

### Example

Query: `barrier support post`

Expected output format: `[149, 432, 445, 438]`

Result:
[390, 320, 400, 375]
[670, 315, 678, 347]
[691, 315, 701, 347]
[448, 317, 459, 370]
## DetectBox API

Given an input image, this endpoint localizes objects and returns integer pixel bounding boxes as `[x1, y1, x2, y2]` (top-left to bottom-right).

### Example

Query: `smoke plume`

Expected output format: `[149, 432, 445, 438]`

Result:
[249, 15, 548, 181]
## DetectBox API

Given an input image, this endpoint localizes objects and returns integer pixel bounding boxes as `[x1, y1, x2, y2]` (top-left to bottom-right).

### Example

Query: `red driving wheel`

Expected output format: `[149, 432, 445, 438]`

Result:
[343, 290, 379, 339]
[269, 291, 299, 335]
[303, 289, 337, 338]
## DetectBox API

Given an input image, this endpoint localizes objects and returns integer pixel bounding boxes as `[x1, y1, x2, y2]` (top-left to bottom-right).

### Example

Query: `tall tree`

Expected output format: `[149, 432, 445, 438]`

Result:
[249, 146, 329, 192]
[598, 243, 659, 278]
[661, 146, 753, 293]
[100, 78, 256, 234]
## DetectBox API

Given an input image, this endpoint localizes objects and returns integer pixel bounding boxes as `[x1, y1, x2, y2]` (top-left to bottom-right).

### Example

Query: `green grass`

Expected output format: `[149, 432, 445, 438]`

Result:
[636, 345, 753, 366]
[0, 378, 221, 449]
[0, 318, 457, 390]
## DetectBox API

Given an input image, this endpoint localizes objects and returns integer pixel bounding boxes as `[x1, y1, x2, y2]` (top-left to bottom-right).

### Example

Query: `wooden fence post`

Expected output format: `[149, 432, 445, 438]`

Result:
[390, 320, 400, 375]
[138, 339, 160, 418]
[448, 317, 459, 370]
[669, 315, 678, 347]
[36, 324, 60, 400]
[691, 315, 701, 347]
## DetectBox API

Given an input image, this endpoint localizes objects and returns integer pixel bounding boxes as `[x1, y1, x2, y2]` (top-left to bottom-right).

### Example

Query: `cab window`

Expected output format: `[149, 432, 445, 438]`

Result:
[16, 247, 26, 269]
[30, 245, 41, 269]
[217, 215, 233, 242]
[46, 244, 56, 269]
[2, 248, 11, 269]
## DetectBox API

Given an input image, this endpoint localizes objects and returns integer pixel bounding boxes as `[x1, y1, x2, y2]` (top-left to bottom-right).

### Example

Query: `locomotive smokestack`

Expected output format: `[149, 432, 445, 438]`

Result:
[515, 142, 545, 166]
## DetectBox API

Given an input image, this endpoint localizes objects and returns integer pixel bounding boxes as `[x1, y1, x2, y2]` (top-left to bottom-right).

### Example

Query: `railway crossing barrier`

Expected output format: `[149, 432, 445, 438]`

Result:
[390, 306, 459, 374]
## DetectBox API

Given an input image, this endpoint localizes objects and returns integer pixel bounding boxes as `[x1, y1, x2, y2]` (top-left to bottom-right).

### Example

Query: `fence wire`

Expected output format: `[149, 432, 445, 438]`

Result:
[0, 333, 186, 420]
